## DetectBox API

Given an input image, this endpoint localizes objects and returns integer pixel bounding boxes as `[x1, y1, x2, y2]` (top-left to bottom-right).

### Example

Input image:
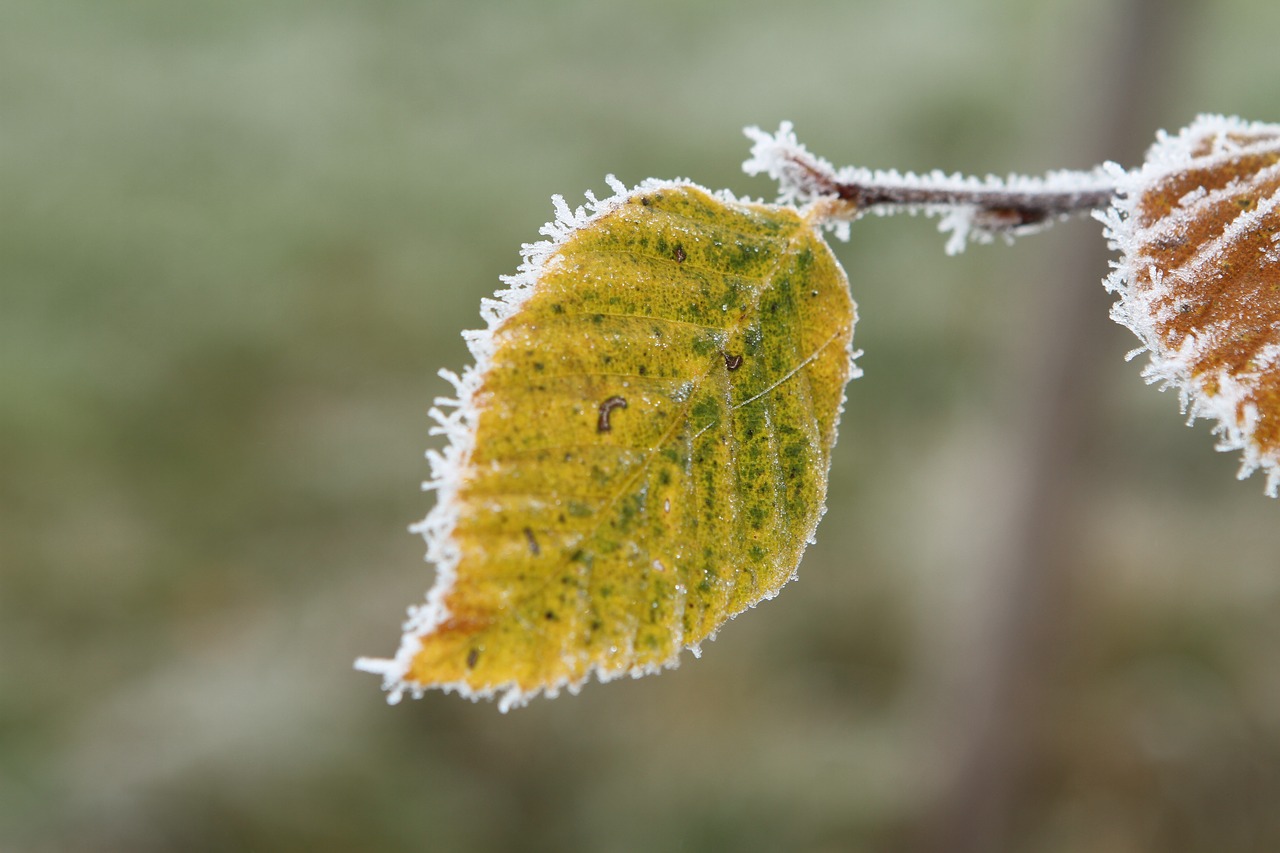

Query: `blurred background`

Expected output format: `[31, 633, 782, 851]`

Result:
[4, 0, 1280, 850]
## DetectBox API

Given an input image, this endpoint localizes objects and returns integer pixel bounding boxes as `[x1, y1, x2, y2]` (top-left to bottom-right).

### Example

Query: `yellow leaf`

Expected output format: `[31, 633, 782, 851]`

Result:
[1101, 115, 1280, 494]
[358, 179, 858, 709]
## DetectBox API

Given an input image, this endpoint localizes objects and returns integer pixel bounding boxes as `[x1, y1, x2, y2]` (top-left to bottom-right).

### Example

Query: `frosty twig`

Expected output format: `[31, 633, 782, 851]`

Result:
[788, 152, 1115, 228]
[744, 122, 1118, 254]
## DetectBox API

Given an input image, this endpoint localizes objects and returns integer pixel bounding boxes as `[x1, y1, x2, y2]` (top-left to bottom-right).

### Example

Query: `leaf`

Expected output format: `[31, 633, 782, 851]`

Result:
[1100, 115, 1280, 495]
[357, 178, 859, 709]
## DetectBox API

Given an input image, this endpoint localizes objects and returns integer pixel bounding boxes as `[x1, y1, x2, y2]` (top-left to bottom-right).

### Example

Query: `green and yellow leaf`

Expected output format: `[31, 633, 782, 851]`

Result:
[357, 178, 858, 709]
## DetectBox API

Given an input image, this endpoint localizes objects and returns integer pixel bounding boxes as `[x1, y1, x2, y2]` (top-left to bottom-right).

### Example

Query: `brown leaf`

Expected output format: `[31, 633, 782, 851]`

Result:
[1101, 115, 1280, 494]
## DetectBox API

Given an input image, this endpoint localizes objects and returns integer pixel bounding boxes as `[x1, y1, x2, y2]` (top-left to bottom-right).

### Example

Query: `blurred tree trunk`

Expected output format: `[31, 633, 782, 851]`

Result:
[915, 1, 1191, 851]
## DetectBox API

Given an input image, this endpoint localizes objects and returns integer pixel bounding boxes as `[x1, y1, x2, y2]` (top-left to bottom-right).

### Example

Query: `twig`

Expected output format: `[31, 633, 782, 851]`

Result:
[788, 153, 1116, 228]
[744, 123, 1119, 253]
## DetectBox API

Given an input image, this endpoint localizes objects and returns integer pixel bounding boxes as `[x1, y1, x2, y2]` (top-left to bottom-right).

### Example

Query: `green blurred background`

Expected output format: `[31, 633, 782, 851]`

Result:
[5, 0, 1280, 850]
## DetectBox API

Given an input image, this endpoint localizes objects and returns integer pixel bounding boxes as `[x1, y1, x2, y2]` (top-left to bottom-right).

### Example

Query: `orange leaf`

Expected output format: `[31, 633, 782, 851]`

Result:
[1101, 115, 1280, 494]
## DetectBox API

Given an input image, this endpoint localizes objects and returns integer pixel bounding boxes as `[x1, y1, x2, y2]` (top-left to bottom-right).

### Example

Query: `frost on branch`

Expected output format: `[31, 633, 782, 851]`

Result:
[744, 121, 1115, 255]
[1098, 114, 1280, 496]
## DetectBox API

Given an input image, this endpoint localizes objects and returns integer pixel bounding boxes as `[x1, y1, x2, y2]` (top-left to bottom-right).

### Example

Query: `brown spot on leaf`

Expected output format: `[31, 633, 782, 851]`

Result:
[597, 395, 628, 432]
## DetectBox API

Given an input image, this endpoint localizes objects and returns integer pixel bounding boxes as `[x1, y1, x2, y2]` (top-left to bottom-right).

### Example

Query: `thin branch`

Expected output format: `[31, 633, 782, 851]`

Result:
[744, 123, 1121, 252]
[790, 153, 1117, 228]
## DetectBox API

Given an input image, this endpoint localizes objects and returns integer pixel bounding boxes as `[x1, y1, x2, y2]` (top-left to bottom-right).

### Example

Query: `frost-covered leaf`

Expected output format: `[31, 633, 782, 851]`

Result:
[1100, 114, 1280, 494]
[358, 178, 859, 709]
